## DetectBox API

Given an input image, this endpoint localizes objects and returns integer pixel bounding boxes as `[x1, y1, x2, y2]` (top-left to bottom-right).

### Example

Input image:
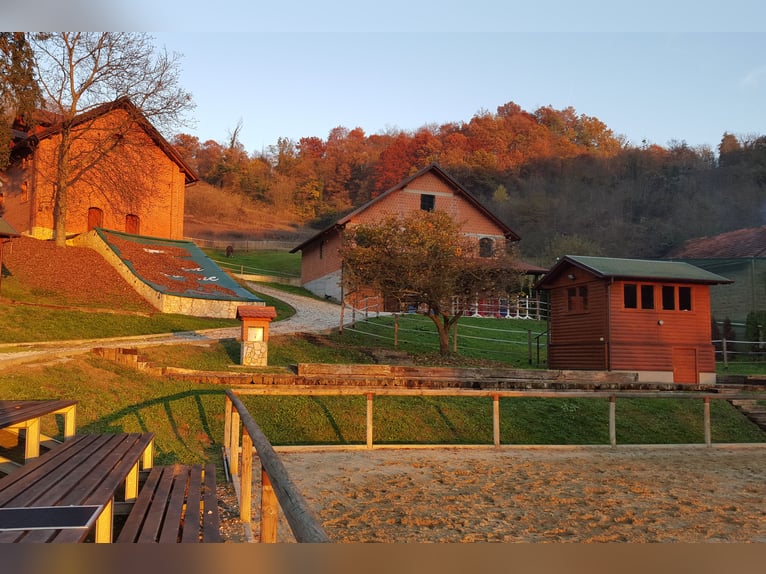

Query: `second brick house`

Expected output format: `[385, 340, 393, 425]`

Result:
[290, 163, 542, 305]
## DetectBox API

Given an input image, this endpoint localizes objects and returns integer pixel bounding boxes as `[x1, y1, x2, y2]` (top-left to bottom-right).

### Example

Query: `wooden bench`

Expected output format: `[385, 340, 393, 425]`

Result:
[0, 432, 154, 543]
[116, 464, 221, 543]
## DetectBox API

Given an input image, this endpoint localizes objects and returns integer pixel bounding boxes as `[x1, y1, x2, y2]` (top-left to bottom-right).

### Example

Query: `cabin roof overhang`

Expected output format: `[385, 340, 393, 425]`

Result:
[535, 255, 734, 290]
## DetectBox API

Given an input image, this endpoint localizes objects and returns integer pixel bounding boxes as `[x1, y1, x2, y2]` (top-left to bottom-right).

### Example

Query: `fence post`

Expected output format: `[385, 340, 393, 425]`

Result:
[453, 321, 458, 353]
[609, 396, 616, 447]
[722, 337, 728, 368]
[704, 397, 711, 447]
[224, 396, 232, 456]
[260, 466, 278, 543]
[492, 394, 500, 447]
[366, 393, 374, 449]
[229, 409, 240, 477]
[527, 330, 532, 364]
[241, 431, 253, 523]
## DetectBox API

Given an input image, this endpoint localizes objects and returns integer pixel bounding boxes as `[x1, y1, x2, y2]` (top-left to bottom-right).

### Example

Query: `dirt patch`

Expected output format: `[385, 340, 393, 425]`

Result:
[237, 447, 766, 543]
[2, 235, 153, 311]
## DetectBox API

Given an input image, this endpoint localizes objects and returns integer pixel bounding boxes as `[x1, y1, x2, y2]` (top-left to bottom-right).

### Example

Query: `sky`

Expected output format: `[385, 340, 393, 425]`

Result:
[4, 1, 766, 155]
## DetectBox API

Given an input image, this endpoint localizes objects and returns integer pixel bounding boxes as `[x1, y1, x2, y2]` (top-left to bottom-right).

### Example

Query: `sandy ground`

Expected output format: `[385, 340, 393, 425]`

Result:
[228, 446, 766, 543]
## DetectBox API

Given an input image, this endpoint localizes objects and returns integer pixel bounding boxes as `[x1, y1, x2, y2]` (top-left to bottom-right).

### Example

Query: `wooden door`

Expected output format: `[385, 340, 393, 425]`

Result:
[87, 207, 103, 231]
[125, 214, 140, 235]
[672, 347, 698, 384]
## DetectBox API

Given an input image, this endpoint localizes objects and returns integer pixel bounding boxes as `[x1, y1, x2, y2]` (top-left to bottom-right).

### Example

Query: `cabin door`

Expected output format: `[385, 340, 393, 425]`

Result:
[672, 347, 698, 384]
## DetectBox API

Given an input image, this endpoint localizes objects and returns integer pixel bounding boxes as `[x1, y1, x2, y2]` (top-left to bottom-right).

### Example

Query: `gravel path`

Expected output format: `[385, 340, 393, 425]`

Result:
[246, 282, 347, 335]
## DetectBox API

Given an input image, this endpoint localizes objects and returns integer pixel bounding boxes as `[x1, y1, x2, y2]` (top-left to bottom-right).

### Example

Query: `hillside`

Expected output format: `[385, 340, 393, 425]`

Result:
[183, 181, 307, 242]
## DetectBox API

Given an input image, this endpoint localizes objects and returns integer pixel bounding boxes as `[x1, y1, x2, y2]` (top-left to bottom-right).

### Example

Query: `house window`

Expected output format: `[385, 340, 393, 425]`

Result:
[479, 237, 494, 258]
[20, 181, 29, 203]
[319, 240, 325, 259]
[420, 194, 435, 212]
[567, 286, 588, 312]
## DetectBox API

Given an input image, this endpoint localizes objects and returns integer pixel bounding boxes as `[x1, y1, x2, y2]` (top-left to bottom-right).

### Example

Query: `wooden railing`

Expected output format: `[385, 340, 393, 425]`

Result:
[223, 390, 330, 543]
[224, 386, 764, 542]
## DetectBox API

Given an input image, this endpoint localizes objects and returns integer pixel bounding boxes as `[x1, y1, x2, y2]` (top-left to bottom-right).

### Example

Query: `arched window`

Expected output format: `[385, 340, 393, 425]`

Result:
[87, 207, 104, 231]
[126, 214, 140, 235]
[479, 237, 494, 258]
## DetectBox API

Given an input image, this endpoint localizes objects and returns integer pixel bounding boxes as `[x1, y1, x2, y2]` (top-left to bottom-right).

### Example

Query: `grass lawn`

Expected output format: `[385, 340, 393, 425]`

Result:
[2, 356, 764, 473]
[203, 248, 300, 278]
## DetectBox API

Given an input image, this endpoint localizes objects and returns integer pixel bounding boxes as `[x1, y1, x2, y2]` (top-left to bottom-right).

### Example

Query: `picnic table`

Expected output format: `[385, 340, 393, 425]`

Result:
[0, 400, 77, 467]
[0, 432, 155, 543]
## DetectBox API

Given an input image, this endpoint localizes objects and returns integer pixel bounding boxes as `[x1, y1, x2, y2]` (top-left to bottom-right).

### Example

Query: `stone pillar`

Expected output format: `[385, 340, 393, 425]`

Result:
[236, 305, 277, 367]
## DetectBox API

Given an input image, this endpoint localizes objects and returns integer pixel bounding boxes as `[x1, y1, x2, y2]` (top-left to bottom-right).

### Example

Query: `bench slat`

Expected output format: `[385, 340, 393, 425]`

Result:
[136, 466, 176, 543]
[158, 466, 189, 543]
[202, 464, 220, 543]
[117, 464, 220, 543]
[115, 466, 164, 543]
[180, 465, 202, 543]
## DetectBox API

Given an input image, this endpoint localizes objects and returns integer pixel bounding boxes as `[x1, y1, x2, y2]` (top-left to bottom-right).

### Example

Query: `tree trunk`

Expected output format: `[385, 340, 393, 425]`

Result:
[425, 312, 452, 355]
[53, 127, 71, 247]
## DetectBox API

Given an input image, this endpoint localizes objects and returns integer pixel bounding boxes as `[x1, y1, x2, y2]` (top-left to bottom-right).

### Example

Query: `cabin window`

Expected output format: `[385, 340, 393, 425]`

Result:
[641, 285, 655, 309]
[662, 285, 675, 310]
[624, 283, 656, 310]
[623, 284, 638, 308]
[661, 285, 692, 311]
[420, 194, 435, 212]
[567, 286, 588, 312]
[678, 287, 692, 311]
[479, 237, 494, 258]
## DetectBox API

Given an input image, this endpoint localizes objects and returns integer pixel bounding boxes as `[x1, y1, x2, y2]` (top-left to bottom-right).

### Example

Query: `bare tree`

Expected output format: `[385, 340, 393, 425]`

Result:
[29, 33, 194, 245]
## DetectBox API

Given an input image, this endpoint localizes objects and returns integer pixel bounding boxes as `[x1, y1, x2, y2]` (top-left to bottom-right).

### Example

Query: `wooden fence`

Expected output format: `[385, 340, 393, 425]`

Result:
[223, 386, 765, 542]
[224, 390, 330, 543]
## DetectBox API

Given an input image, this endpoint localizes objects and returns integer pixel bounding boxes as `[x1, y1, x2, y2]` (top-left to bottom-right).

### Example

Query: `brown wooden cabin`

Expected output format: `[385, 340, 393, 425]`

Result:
[535, 255, 733, 384]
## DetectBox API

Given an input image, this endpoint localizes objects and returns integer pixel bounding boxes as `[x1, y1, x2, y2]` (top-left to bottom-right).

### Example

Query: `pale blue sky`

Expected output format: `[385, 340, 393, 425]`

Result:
[5, 1, 766, 155]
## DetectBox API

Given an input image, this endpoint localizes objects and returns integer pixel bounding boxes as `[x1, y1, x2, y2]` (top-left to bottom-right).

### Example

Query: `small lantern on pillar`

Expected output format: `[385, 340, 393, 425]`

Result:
[236, 305, 277, 366]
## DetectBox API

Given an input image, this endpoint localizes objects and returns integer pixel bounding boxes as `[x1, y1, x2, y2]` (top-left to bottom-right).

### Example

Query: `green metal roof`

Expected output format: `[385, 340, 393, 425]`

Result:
[0, 217, 19, 238]
[563, 255, 733, 284]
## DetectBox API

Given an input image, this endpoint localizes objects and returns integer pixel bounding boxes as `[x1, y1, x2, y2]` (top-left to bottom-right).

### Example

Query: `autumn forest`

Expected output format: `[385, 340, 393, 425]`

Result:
[172, 101, 765, 265]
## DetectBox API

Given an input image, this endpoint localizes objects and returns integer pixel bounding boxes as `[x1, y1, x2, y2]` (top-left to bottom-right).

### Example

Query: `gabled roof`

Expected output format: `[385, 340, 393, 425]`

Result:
[236, 305, 277, 320]
[666, 226, 766, 258]
[290, 163, 520, 253]
[12, 97, 197, 185]
[536, 255, 733, 289]
[0, 217, 20, 238]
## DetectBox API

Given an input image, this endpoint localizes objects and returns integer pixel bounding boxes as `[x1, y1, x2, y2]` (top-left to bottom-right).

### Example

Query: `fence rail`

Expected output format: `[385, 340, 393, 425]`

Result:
[714, 338, 766, 366]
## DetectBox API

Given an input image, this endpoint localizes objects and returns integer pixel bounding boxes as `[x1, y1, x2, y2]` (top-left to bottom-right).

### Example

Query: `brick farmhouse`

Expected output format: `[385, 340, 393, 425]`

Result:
[1, 98, 196, 241]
